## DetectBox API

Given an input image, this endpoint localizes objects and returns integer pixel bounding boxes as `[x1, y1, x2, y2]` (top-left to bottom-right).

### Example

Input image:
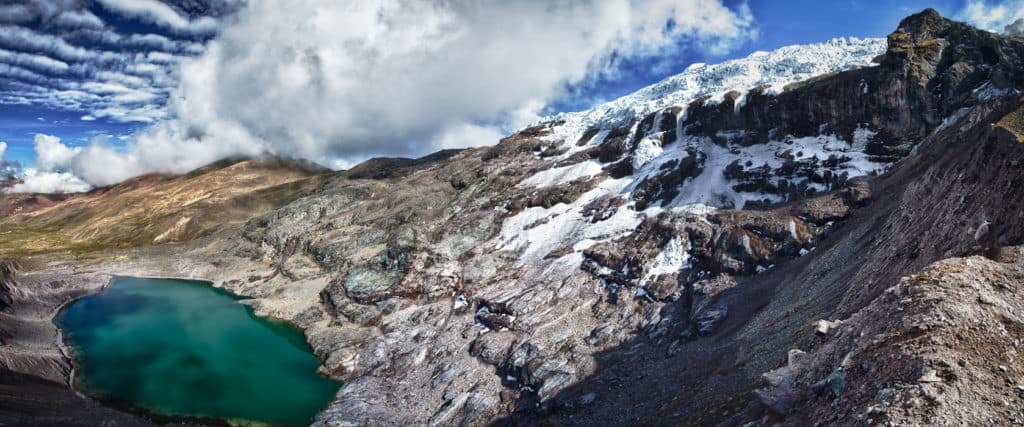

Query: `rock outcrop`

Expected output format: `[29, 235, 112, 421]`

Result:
[0, 259, 18, 313]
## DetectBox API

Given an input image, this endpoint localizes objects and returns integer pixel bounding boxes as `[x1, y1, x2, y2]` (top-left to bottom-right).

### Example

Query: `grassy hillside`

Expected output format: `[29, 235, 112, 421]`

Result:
[0, 157, 328, 257]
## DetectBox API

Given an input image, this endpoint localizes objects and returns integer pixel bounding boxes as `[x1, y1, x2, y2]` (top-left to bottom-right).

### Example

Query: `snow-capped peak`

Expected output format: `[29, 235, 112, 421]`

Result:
[545, 37, 886, 145]
[499, 37, 890, 265]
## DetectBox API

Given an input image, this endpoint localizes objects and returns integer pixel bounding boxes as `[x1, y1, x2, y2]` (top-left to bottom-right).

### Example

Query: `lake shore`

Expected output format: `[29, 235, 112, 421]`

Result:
[0, 227, 336, 426]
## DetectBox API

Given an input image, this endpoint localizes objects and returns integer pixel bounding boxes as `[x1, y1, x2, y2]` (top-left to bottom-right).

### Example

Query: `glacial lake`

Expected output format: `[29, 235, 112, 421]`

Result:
[57, 277, 340, 426]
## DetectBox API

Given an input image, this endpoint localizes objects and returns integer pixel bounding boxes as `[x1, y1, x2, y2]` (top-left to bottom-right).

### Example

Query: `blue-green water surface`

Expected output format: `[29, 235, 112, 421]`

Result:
[57, 277, 340, 426]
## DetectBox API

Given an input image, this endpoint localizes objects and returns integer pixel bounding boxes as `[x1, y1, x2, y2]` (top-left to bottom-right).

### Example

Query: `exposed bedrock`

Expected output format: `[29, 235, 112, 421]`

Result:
[0, 259, 19, 313]
[682, 9, 1024, 151]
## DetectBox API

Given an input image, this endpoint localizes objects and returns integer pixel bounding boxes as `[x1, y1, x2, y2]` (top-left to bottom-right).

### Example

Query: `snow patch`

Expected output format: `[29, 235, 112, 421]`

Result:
[851, 125, 876, 150]
[631, 136, 664, 170]
[657, 132, 887, 209]
[640, 235, 690, 286]
[974, 82, 1018, 101]
[541, 37, 886, 149]
[519, 160, 603, 188]
[499, 177, 643, 264]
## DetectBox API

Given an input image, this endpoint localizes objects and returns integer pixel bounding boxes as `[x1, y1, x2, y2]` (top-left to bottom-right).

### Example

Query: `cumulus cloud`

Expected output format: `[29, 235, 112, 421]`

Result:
[21, 132, 263, 188]
[6, 169, 91, 193]
[94, 0, 219, 35]
[958, 0, 1024, 33]
[33, 133, 82, 172]
[433, 124, 507, 152]
[131, 0, 755, 170]
[0, 141, 71, 193]
[8, 0, 757, 190]
[0, 141, 15, 178]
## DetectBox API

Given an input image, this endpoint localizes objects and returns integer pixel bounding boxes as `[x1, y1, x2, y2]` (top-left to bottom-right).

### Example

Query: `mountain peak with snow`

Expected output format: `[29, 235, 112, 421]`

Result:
[544, 37, 887, 144]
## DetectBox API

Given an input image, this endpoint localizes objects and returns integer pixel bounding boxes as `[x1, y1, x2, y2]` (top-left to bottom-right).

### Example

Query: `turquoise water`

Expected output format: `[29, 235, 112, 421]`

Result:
[57, 277, 340, 426]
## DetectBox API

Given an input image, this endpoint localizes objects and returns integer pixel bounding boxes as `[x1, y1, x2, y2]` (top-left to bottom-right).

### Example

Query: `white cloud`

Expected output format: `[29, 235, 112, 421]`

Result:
[2, 134, 87, 193]
[6, 168, 91, 193]
[0, 0, 225, 125]
[95, 0, 219, 34]
[0, 47, 70, 73]
[434, 123, 507, 151]
[0, 24, 189, 123]
[0, 4, 35, 24]
[0, 25, 120, 62]
[0, 141, 18, 179]
[52, 9, 106, 30]
[958, 0, 1024, 33]
[139, 0, 755, 168]
[22, 131, 264, 188]
[34, 133, 82, 172]
[9, 1, 756, 189]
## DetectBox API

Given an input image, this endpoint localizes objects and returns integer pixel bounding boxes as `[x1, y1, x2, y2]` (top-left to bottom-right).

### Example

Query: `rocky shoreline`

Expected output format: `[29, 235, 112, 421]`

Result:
[0, 228, 336, 426]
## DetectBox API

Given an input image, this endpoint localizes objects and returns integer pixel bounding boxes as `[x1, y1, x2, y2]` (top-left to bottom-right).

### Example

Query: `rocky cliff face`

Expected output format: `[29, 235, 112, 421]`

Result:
[3, 8, 1024, 427]
[0, 260, 18, 313]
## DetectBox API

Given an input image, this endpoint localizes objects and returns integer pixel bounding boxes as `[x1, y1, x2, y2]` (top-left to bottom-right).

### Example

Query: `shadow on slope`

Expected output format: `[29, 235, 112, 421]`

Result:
[495, 94, 1024, 426]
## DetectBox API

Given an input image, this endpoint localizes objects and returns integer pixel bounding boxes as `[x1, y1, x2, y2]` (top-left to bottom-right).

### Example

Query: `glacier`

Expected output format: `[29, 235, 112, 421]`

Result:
[500, 37, 889, 264]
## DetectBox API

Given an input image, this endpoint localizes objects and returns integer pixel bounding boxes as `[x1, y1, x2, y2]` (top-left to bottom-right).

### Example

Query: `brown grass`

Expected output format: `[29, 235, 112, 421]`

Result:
[0, 159, 327, 257]
[996, 102, 1024, 141]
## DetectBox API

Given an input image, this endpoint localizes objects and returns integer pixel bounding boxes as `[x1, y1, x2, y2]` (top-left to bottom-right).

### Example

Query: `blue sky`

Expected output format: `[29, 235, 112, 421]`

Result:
[0, 0, 1010, 173]
[549, 0, 963, 113]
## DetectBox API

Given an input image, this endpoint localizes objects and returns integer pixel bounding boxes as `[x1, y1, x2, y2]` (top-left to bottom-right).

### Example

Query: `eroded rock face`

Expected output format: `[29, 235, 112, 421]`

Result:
[0, 260, 18, 312]
[683, 9, 1024, 151]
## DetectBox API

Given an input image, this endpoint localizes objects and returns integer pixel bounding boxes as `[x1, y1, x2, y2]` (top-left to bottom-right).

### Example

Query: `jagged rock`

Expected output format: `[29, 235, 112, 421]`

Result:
[580, 195, 626, 223]
[0, 259, 20, 312]
[632, 149, 705, 210]
[692, 302, 728, 335]
[469, 332, 517, 366]
[477, 311, 517, 331]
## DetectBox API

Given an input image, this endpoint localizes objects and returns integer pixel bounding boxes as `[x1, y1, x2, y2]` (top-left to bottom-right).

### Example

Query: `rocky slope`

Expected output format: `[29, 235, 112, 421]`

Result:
[747, 247, 1024, 426]
[2, 8, 1024, 427]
